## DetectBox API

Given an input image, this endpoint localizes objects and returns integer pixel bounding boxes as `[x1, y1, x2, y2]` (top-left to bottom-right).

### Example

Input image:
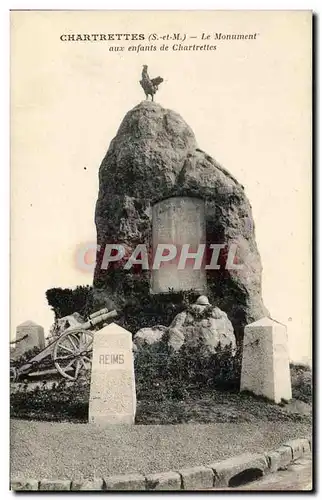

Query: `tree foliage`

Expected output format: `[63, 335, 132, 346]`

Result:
[45, 285, 93, 319]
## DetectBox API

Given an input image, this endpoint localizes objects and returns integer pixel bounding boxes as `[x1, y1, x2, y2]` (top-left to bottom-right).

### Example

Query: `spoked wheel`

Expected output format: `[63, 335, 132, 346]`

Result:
[10, 366, 18, 382]
[53, 329, 93, 381]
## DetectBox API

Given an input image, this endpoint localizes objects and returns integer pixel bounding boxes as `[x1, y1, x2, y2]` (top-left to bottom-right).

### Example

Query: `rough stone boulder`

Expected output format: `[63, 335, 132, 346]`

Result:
[133, 325, 167, 348]
[167, 299, 236, 354]
[93, 101, 268, 344]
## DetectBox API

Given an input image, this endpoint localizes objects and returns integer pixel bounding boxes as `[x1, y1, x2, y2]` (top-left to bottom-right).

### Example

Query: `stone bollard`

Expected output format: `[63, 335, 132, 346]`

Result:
[240, 317, 292, 403]
[89, 323, 136, 425]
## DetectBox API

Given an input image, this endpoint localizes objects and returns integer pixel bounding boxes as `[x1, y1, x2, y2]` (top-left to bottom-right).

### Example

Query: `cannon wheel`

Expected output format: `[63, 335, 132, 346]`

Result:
[10, 366, 18, 382]
[53, 329, 93, 381]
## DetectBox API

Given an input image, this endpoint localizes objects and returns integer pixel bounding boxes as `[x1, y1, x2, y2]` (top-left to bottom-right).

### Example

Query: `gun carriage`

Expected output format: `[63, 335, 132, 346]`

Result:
[10, 308, 117, 382]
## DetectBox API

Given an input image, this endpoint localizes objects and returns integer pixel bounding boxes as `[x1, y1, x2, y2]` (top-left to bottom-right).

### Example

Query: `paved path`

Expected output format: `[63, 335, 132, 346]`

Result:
[214, 455, 312, 491]
[11, 419, 311, 480]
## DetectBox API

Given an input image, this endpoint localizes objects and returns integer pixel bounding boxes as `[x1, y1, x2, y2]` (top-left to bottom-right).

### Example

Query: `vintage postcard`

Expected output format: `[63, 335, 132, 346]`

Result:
[10, 10, 312, 491]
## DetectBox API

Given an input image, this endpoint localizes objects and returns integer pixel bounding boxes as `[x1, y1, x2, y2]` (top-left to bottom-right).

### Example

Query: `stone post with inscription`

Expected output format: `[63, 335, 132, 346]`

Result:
[15, 320, 45, 356]
[89, 323, 136, 425]
[240, 317, 292, 403]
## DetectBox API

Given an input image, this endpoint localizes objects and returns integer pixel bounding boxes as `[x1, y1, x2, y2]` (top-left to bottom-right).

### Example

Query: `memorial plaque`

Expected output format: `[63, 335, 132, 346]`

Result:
[240, 317, 292, 403]
[151, 196, 207, 294]
[89, 323, 136, 425]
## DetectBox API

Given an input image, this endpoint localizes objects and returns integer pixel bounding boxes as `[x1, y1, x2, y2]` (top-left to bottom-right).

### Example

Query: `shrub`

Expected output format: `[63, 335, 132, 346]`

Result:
[290, 363, 312, 404]
[93, 269, 200, 334]
[11, 346, 41, 367]
[119, 285, 200, 334]
[10, 346, 53, 371]
[134, 341, 240, 402]
[10, 377, 90, 422]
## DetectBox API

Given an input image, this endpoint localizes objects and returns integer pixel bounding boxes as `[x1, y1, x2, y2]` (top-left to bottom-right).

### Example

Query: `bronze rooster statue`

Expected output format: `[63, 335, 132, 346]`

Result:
[140, 65, 164, 101]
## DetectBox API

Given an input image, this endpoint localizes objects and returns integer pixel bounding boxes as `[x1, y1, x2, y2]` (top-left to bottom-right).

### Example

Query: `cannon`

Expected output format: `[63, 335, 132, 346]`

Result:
[10, 308, 118, 382]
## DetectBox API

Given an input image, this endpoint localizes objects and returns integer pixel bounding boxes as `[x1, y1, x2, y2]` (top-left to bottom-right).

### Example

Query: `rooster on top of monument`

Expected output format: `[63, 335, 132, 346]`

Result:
[139, 65, 164, 101]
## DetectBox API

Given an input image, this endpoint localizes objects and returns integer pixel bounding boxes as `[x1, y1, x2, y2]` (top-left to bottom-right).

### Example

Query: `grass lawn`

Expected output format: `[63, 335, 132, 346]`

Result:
[135, 389, 312, 424]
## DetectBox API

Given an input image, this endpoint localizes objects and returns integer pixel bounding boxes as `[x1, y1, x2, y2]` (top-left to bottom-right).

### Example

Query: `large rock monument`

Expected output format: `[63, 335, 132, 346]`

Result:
[93, 101, 268, 345]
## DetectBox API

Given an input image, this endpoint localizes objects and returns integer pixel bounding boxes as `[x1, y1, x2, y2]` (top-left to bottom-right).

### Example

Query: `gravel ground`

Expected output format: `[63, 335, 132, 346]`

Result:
[11, 419, 311, 480]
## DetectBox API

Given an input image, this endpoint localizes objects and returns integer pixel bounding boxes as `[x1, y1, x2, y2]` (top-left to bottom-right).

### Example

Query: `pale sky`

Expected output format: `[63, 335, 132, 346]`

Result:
[11, 10, 312, 364]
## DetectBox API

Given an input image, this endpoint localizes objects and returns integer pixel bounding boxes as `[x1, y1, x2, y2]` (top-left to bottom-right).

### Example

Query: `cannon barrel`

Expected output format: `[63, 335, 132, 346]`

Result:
[89, 308, 110, 319]
[81, 309, 118, 329]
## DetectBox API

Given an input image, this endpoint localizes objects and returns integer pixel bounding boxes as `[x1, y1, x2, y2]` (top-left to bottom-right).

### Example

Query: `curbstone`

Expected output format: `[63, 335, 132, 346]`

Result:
[105, 473, 146, 491]
[145, 471, 182, 490]
[39, 479, 71, 491]
[10, 435, 312, 492]
[71, 478, 104, 490]
[11, 479, 39, 491]
[272, 445, 292, 468]
[178, 465, 214, 490]
[308, 436, 312, 451]
[303, 438, 311, 454]
[282, 438, 310, 460]
[265, 450, 285, 473]
[209, 453, 268, 488]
